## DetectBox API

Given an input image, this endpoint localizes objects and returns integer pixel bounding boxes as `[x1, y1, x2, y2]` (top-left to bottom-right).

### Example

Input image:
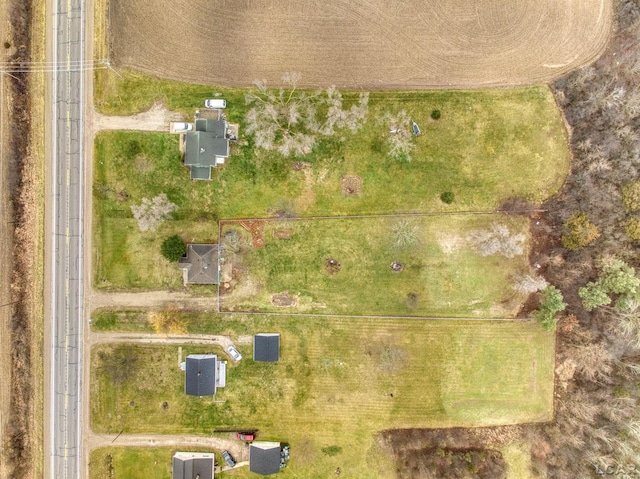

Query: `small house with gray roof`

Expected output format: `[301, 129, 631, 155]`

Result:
[179, 244, 219, 285]
[184, 354, 226, 397]
[249, 442, 282, 476]
[172, 451, 214, 479]
[184, 119, 230, 180]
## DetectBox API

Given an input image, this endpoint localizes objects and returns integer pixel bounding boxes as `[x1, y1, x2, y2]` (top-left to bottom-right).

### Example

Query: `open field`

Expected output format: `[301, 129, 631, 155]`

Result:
[108, 0, 611, 89]
[220, 215, 531, 317]
[90, 315, 554, 476]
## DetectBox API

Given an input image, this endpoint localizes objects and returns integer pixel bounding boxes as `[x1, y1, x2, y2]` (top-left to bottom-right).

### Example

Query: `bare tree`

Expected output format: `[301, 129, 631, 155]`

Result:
[245, 73, 369, 156]
[130, 193, 178, 232]
[512, 273, 549, 294]
[390, 219, 419, 249]
[467, 224, 525, 258]
[383, 110, 414, 161]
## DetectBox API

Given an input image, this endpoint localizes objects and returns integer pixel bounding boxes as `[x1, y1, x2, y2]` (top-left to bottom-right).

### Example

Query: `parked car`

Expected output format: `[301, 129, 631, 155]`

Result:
[173, 122, 192, 131]
[237, 432, 255, 441]
[205, 99, 227, 109]
[227, 345, 242, 361]
[222, 450, 236, 468]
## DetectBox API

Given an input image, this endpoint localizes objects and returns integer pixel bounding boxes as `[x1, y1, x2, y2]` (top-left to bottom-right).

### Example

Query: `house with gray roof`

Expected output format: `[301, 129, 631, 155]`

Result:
[179, 244, 219, 285]
[253, 333, 280, 362]
[172, 452, 214, 479]
[184, 354, 226, 397]
[249, 442, 282, 476]
[184, 119, 230, 180]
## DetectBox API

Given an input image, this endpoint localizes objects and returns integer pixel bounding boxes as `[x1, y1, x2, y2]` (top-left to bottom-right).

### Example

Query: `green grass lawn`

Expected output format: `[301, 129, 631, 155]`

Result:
[90, 314, 554, 477]
[91, 309, 155, 332]
[220, 215, 531, 317]
[90, 447, 178, 479]
[92, 74, 568, 290]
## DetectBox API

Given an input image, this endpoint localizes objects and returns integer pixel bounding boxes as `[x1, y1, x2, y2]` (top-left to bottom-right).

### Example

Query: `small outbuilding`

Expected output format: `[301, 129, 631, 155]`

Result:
[172, 451, 214, 479]
[253, 333, 280, 362]
[249, 441, 281, 476]
[179, 244, 219, 285]
[184, 354, 225, 397]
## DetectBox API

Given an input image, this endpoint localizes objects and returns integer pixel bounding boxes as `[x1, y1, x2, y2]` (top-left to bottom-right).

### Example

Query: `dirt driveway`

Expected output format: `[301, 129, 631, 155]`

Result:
[110, 0, 612, 89]
[92, 102, 183, 132]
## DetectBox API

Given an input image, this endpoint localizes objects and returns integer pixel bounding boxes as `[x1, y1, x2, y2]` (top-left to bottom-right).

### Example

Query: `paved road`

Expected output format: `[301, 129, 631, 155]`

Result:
[48, 0, 86, 477]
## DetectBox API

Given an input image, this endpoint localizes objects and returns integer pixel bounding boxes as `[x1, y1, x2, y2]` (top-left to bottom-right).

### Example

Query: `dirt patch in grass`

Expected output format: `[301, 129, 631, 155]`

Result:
[341, 175, 362, 196]
[108, 0, 611, 88]
[324, 258, 341, 274]
[271, 292, 297, 307]
[273, 229, 292, 239]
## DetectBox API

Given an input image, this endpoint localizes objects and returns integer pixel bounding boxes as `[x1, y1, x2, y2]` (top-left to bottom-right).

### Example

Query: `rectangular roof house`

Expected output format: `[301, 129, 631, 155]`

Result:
[253, 333, 280, 362]
[250, 441, 281, 476]
[185, 354, 217, 397]
[184, 119, 230, 180]
[179, 244, 219, 285]
[172, 452, 214, 479]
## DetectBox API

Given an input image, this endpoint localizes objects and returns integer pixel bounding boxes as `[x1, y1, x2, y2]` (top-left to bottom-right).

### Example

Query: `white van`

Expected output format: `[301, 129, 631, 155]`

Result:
[204, 99, 227, 109]
[173, 122, 192, 132]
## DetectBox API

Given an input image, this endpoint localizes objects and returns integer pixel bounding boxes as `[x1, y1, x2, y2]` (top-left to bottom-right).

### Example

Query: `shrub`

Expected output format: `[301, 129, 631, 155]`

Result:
[622, 181, 640, 212]
[532, 285, 566, 331]
[561, 212, 600, 250]
[148, 305, 189, 335]
[431, 109, 441, 120]
[625, 217, 640, 240]
[160, 235, 187, 262]
[578, 283, 611, 311]
[578, 256, 640, 311]
[440, 191, 454, 204]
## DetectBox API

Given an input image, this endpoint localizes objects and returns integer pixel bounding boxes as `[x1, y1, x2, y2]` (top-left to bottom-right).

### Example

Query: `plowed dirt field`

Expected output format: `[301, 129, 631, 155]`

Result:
[109, 0, 612, 88]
